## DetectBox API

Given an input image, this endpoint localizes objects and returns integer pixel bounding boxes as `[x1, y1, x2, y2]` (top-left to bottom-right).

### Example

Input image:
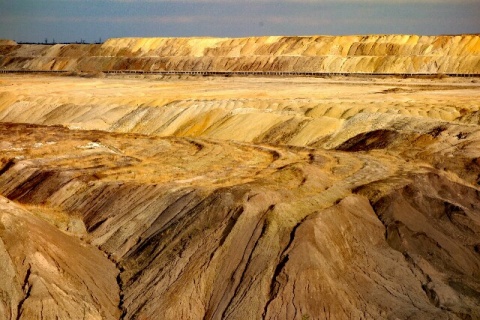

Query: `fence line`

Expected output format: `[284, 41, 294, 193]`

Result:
[0, 69, 478, 77]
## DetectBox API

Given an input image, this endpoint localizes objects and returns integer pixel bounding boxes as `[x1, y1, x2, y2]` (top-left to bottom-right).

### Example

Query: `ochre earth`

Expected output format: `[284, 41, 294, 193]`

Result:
[0, 36, 480, 320]
[0, 35, 479, 74]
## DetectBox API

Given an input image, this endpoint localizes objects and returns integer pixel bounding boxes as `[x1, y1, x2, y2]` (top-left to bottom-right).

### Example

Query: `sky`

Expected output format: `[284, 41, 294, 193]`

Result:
[0, 0, 479, 43]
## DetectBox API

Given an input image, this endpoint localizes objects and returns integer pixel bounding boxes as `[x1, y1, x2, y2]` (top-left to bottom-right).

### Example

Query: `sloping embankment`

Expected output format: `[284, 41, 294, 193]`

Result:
[0, 35, 479, 74]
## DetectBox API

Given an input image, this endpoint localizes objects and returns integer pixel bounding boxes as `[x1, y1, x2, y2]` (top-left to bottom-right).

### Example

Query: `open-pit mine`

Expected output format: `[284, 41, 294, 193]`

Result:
[0, 35, 479, 319]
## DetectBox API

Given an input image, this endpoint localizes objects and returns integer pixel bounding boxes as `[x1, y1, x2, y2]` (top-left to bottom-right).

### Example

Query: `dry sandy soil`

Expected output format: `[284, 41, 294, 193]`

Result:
[0, 73, 480, 319]
[1, 35, 479, 74]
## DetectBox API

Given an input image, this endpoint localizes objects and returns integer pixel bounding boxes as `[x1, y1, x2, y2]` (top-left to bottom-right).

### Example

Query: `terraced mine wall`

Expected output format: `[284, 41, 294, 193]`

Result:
[0, 35, 479, 74]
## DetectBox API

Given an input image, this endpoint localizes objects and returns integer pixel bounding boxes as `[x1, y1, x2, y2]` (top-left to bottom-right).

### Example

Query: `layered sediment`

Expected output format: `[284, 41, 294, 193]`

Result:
[0, 35, 479, 319]
[0, 35, 479, 74]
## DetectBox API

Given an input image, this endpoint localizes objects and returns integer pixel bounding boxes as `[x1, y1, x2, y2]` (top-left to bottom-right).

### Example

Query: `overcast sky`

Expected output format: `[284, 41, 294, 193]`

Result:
[0, 0, 479, 43]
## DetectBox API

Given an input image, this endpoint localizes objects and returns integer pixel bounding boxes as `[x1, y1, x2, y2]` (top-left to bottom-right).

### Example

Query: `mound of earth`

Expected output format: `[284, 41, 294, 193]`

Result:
[0, 40, 16, 46]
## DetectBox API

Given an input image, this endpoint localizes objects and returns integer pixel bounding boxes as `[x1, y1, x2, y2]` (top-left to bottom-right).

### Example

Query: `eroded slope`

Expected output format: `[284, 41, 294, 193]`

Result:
[0, 121, 478, 319]
[0, 74, 479, 319]
[0, 194, 119, 320]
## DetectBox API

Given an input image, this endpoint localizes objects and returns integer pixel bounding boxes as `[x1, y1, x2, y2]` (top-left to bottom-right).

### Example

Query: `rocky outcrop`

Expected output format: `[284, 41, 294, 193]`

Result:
[1, 35, 479, 74]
